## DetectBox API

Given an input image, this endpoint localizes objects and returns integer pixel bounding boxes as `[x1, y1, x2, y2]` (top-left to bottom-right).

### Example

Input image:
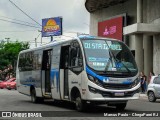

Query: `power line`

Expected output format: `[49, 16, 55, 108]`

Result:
[0, 18, 41, 28]
[0, 15, 39, 26]
[8, 0, 41, 26]
[1, 40, 47, 44]
[0, 30, 38, 32]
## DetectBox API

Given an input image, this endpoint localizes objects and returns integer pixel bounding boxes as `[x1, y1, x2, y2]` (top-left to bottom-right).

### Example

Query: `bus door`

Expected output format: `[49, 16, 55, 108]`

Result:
[68, 41, 83, 98]
[42, 49, 52, 96]
[60, 46, 70, 99]
[60, 41, 83, 100]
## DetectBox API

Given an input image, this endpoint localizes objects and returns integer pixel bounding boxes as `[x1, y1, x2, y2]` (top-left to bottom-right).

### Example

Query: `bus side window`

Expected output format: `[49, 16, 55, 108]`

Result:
[70, 47, 78, 67]
[18, 53, 25, 71]
[25, 52, 33, 71]
[69, 45, 83, 74]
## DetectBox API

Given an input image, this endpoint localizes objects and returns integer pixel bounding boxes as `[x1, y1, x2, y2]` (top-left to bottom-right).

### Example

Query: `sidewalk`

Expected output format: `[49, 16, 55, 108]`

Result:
[139, 93, 148, 100]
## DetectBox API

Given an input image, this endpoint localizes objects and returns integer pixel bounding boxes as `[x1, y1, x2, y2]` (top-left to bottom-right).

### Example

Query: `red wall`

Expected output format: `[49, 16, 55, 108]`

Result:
[98, 16, 123, 41]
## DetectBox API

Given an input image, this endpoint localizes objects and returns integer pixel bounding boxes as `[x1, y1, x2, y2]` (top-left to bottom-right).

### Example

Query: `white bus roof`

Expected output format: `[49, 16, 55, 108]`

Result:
[19, 35, 122, 54]
[19, 38, 74, 54]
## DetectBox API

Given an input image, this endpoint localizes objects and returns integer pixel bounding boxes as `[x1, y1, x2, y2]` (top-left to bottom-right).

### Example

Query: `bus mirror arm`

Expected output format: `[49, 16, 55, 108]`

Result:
[78, 58, 83, 67]
[73, 57, 83, 67]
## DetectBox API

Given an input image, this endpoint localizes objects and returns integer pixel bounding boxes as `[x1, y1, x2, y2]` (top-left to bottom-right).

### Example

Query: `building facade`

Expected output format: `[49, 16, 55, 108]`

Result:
[85, 0, 160, 79]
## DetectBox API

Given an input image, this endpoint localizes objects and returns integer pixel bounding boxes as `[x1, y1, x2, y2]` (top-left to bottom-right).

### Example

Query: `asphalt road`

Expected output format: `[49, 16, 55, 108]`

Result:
[0, 89, 160, 120]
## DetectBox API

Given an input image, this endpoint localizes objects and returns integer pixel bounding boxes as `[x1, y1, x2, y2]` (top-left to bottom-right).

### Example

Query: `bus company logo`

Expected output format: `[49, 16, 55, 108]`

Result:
[103, 78, 109, 83]
[43, 19, 60, 32]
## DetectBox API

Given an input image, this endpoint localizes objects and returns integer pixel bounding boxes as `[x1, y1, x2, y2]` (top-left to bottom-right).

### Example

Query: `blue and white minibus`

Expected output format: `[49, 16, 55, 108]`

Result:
[16, 35, 140, 111]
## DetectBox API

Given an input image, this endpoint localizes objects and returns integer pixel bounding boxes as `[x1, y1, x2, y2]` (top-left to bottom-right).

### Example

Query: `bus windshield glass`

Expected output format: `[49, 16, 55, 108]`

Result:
[81, 39, 138, 75]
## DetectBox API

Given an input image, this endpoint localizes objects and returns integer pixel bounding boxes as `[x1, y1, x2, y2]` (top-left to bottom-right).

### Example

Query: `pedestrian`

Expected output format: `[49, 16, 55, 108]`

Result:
[148, 71, 155, 84]
[140, 72, 147, 93]
[5, 73, 10, 81]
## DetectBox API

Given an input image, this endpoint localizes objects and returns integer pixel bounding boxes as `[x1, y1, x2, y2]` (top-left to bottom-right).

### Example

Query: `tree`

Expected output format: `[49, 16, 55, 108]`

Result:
[0, 41, 29, 70]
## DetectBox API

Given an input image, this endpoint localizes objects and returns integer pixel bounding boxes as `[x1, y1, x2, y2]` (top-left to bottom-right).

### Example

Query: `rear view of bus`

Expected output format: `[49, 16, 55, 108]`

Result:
[79, 37, 140, 111]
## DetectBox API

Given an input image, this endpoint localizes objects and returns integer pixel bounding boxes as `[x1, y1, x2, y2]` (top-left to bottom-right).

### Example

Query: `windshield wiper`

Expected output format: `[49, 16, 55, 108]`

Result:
[106, 48, 132, 74]
[114, 57, 132, 74]
[111, 51, 132, 74]
[104, 50, 114, 72]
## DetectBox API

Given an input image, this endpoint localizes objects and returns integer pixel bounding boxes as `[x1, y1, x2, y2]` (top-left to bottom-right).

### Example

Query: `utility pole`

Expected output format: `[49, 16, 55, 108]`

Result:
[51, 36, 53, 42]
[35, 38, 37, 47]
[38, 30, 42, 44]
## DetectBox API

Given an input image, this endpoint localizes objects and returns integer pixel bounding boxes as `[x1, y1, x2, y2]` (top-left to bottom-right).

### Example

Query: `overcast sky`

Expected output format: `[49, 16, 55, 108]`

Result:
[0, 0, 89, 47]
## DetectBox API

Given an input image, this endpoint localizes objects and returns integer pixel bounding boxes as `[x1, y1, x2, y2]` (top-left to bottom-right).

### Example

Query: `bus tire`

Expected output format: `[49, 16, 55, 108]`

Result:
[31, 88, 38, 103]
[115, 103, 127, 111]
[75, 96, 86, 112]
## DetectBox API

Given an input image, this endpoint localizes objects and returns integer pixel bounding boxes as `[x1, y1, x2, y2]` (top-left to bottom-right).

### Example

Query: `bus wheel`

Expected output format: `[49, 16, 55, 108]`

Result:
[115, 103, 127, 111]
[31, 89, 38, 103]
[75, 96, 86, 112]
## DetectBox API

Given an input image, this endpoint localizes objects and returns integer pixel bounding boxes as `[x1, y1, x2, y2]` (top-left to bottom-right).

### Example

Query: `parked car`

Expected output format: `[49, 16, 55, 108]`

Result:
[0, 78, 16, 89]
[147, 75, 160, 102]
[0, 80, 7, 89]
[6, 80, 16, 90]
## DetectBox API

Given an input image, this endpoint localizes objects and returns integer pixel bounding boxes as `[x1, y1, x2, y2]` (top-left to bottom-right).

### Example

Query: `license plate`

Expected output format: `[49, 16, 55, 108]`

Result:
[114, 92, 124, 96]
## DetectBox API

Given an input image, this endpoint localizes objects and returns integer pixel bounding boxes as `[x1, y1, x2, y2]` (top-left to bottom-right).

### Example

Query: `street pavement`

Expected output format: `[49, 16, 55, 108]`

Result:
[0, 89, 160, 120]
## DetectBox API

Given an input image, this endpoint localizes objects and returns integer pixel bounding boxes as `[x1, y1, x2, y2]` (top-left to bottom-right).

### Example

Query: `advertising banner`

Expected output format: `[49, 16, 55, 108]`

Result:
[98, 16, 123, 41]
[42, 17, 62, 37]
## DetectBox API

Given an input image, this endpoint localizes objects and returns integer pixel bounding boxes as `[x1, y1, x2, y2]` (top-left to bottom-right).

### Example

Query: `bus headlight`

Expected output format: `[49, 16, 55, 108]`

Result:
[87, 74, 94, 81]
[132, 78, 140, 87]
[87, 74, 102, 86]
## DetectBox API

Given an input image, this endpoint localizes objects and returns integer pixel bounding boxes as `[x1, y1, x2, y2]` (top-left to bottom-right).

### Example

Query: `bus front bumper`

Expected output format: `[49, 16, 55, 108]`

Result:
[84, 85, 140, 102]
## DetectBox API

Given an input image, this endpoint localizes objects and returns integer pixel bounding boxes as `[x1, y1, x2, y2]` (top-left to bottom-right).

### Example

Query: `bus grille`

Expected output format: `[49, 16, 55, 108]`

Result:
[103, 83, 132, 90]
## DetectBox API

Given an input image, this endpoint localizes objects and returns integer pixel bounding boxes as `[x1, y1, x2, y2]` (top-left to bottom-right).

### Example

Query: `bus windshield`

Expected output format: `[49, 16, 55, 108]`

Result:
[81, 39, 138, 75]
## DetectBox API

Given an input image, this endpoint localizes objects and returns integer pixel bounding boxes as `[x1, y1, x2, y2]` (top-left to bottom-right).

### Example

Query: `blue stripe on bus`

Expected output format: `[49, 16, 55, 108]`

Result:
[86, 66, 97, 77]
[86, 66, 133, 85]
[51, 69, 59, 92]
[86, 66, 109, 82]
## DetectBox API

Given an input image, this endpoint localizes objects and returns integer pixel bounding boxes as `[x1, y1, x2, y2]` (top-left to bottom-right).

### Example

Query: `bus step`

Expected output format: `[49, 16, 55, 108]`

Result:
[45, 92, 51, 95]
[64, 96, 69, 99]
[44, 93, 52, 98]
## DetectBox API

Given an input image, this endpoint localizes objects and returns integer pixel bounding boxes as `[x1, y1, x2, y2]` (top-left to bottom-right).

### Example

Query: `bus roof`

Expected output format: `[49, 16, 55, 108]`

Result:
[19, 35, 122, 54]
[19, 38, 74, 54]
